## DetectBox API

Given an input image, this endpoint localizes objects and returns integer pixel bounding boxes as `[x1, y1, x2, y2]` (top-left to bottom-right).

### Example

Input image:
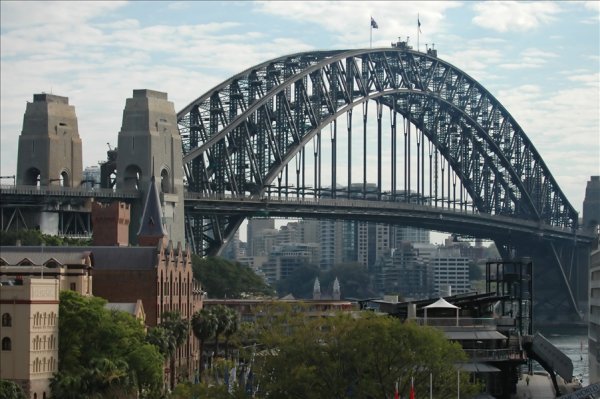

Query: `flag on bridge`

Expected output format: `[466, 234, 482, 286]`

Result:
[371, 17, 379, 29]
[409, 376, 415, 399]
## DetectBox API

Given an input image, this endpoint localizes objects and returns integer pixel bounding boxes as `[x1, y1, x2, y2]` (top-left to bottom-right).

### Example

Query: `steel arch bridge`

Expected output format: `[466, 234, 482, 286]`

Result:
[177, 44, 594, 323]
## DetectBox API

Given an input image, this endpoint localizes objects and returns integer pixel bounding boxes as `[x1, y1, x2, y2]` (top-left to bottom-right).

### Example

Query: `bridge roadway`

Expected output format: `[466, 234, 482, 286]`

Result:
[0, 185, 140, 203]
[1, 185, 594, 246]
[184, 193, 595, 245]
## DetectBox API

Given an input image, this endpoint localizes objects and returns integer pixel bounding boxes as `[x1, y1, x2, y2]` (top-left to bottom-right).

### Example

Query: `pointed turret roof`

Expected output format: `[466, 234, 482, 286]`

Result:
[137, 176, 167, 242]
[333, 277, 340, 293]
[313, 277, 321, 294]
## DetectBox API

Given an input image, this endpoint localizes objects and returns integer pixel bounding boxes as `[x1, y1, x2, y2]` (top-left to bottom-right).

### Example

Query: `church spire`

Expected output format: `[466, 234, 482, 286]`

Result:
[137, 175, 167, 246]
[333, 277, 341, 300]
[313, 277, 321, 300]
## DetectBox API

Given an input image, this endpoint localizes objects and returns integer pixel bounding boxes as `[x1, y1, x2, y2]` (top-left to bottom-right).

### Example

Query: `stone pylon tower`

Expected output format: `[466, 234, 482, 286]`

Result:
[583, 176, 600, 232]
[16, 94, 82, 187]
[115, 89, 185, 245]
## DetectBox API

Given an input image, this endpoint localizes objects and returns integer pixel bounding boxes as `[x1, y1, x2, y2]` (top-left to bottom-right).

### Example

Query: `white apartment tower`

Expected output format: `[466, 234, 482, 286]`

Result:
[431, 247, 471, 296]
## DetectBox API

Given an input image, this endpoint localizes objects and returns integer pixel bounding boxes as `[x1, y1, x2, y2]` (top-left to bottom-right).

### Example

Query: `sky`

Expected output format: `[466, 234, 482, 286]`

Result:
[1, 0, 599, 221]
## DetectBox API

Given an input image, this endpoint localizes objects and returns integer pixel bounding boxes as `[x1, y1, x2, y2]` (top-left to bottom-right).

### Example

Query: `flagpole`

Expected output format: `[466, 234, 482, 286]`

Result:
[370, 17, 372, 48]
[430, 372, 433, 399]
[417, 13, 420, 52]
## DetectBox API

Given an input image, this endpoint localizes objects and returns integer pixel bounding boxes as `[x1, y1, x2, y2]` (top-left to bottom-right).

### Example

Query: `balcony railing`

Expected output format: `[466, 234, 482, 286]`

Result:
[463, 348, 524, 361]
[411, 317, 497, 328]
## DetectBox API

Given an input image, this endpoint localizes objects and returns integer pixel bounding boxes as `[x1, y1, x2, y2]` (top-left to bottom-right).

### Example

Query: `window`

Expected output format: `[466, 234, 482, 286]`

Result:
[1, 313, 11, 327]
[2, 337, 11, 351]
[70, 282, 76, 291]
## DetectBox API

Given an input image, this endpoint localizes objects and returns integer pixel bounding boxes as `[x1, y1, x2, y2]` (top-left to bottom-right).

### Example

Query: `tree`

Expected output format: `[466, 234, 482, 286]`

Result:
[322, 262, 377, 299]
[275, 263, 320, 298]
[222, 308, 239, 358]
[0, 380, 26, 399]
[250, 310, 480, 399]
[159, 311, 189, 390]
[0, 229, 91, 246]
[192, 256, 273, 298]
[191, 309, 217, 381]
[128, 344, 165, 396]
[52, 291, 164, 398]
[211, 304, 234, 356]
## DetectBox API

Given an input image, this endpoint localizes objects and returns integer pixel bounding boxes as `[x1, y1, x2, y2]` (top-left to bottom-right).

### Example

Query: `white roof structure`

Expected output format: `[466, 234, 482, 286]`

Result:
[423, 297, 460, 326]
[424, 297, 460, 309]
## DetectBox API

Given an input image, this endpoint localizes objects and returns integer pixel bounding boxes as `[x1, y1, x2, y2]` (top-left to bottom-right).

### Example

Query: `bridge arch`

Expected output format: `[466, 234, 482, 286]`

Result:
[179, 47, 577, 231]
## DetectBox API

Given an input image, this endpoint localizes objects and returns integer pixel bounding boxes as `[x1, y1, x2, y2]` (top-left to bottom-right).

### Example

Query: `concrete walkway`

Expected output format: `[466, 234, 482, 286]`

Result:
[512, 373, 556, 399]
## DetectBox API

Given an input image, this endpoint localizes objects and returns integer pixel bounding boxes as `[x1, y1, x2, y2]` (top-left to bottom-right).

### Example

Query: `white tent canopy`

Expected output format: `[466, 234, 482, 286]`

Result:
[423, 297, 460, 326]
[424, 297, 459, 309]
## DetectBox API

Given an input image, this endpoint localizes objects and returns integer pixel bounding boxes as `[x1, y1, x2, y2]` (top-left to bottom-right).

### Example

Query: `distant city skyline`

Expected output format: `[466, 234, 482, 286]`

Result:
[1, 1, 598, 215]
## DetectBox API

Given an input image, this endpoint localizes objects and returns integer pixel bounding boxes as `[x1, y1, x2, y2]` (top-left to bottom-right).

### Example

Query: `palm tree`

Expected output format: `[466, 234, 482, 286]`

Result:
[222, 307, 239, 358]
[160, 311, 189, 390]
[191, 308, 217, 381]
[146, 325, 176, 359]
[212, 304, 233, 357]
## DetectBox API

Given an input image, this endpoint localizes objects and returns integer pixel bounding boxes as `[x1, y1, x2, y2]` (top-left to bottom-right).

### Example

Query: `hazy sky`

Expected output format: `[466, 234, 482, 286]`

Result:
[1, 1, 598, 216]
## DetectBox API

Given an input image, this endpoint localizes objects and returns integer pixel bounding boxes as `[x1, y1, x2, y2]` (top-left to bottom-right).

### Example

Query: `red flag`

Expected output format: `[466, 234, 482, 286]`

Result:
[394, 381, 399, 399]
[409, 376, 415, 399]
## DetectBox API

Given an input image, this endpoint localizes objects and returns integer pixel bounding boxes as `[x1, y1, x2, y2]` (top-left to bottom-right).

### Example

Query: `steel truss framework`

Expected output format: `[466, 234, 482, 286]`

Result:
[177, 47, 592, 321]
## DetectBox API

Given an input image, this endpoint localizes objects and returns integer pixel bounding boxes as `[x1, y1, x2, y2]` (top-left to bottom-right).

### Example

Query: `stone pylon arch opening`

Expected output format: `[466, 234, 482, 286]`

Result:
[123, 165, 142, 190]
[24, 167, 41, 186]
[60, 170, 70, 187]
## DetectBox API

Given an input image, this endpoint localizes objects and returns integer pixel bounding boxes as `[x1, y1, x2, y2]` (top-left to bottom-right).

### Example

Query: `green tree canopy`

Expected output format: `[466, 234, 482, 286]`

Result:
[276, 262, 377, 299]
[0, 380, 27, 399]
[52, 291, 164, 398]
[191, 308, 218, 379]
[192, 256, 273, 298]
[0, 229, 91, 246]
[275, 263, 320, 298]
[250, 310, 480, 399]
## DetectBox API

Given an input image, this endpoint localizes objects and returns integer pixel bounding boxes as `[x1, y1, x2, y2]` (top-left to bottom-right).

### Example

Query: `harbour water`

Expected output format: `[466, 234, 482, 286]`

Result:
[546, 333, 589, 385]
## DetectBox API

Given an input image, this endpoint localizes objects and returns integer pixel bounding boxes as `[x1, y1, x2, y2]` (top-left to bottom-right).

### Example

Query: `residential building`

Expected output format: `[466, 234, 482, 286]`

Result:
[431, 247, 471, 295]
[247, 218, 275, 256]
[261, 243, 320, 284]
[373, 242, 434, 298]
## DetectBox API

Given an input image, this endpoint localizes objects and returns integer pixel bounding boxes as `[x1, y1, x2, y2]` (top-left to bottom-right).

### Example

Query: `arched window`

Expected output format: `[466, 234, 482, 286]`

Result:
[24, 167, 41, 186]
[1, 313, 11, 327]
[60, 170, 70, 187]
[1, 337, 11, 351]
[160, 168, 171, 193]
[123, 164, 142, 190]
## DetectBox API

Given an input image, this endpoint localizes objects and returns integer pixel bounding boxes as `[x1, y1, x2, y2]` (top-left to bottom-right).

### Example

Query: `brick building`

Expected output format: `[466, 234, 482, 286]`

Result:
[0, 177, 204, 392]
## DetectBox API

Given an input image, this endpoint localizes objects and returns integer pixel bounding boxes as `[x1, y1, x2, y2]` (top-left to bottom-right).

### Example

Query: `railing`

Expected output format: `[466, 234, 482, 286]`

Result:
[463, 348, 524, 361]
[183, 192, 580, 236]
[0, 184, 139, 199]
[411, 317, 497, 328]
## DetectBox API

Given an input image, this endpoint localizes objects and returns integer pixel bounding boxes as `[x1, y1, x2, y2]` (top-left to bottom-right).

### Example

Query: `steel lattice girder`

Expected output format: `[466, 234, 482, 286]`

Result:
[178, 49, 577, 231]
[177, 48, 582, 260]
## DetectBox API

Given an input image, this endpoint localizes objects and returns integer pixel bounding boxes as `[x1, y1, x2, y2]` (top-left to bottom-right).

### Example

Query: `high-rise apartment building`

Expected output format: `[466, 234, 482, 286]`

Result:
[261, 243, 320, 284]
[431, 247, 471, 295]
[373, 242, 434, 298]
[247, 218, 275, 256]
